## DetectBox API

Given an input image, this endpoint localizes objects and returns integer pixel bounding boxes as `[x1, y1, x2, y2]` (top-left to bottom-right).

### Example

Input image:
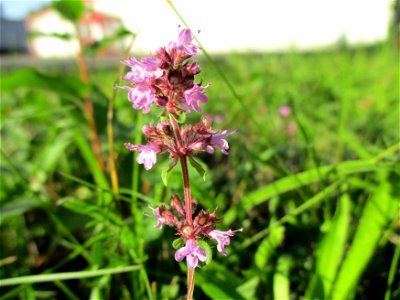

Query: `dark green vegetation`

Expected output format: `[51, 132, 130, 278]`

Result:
[1, 40, 399, 299]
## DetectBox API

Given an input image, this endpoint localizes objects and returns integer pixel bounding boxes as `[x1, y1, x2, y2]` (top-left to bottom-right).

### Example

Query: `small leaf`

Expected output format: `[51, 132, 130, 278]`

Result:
[161, 160, 178, 186]
[176, 112, 187, 124]
[27, 31, 74, 40]
[172, 238, 184, 250]
[84, 27, 135, 56]
[196, 240, 213, 266]
[273, 256, 293, 300]
[188, 156, 206, 181]
[52, 0, 85, 22]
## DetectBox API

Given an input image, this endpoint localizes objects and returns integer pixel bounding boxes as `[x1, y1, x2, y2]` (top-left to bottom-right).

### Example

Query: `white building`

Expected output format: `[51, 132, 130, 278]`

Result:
[25, 6, 123, 58]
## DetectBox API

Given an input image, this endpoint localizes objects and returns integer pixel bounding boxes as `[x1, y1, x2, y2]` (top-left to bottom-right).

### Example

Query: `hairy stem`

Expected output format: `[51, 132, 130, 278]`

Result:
[169, 114, 195, 297]
[169, 115, 193, 225]
[180, 155, 193, 225]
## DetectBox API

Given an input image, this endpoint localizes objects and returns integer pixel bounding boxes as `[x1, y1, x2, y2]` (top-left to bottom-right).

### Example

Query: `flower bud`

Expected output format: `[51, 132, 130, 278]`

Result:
[171, 194, 185, 217]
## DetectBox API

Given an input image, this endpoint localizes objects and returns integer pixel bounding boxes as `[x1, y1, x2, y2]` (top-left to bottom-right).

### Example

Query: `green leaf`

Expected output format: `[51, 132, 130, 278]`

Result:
[196, 262, 243, 300]
[240, 159, 392, 210]
[52, 0, 85, 22]
[2, 68, 89, 100]
[172, 238, 184, 250]
[161, 160, 178, 186]
[72, 128, 109, 191]
[0, 199, 42, 223]
[332, 172, 399, 299]
[236, 276, 260, 300]
[84, 27, 135, 56]
[196, 240, 213, 266]
[273, 256, 292, 300]
[255, 224, 285, 269]
[305, 192, 351, 299]
[188, 156, 206, 181]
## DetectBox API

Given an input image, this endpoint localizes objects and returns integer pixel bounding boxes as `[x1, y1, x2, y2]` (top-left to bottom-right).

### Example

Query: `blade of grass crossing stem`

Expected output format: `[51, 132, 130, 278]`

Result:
[305, 192, 351, 299]
[0, 266, 141, 286]
[273, 256, 292, 300]
[384, 241, 400, 300]
[332, 171, 399, 299]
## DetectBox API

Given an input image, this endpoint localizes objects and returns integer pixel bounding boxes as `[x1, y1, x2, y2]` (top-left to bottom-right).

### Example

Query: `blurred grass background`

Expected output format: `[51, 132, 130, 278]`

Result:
[0, 1, 399, 299]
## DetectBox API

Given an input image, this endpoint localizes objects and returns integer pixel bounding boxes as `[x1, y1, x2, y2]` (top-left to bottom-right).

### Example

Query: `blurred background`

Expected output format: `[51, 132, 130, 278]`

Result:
[0, 0, 395, 57]
[1, 1, 399, 300]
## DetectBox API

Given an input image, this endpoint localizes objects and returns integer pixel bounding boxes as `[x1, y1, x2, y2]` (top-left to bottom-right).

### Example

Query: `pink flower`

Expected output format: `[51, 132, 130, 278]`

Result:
[123, 56, 163, 84]
[207, 129, 236, 155]
[183, 84, 209, 113]
[279, 105, 292, 118]
[115, 84, 156, 114]
[169, 27, 200, 56]
[175, 239, 207, 269]
[149, 206, 166, 229]
[148, 205, 178, 229]
[125, 144, 159, 170]
[208, 228, 243, 256]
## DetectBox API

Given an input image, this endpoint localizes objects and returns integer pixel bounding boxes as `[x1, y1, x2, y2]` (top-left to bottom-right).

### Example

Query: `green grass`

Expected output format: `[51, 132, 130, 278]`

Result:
[1, 40, 399, 300]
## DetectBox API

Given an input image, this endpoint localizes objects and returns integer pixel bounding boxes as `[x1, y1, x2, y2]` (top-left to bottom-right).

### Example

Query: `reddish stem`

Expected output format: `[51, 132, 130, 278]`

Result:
[169, 115, 193, 225]
[169, 115, 195, 297]
[180, 155, 193, 225]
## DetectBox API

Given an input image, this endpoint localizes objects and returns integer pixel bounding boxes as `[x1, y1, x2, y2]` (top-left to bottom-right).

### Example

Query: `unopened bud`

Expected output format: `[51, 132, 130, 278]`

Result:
[171, 194, 185, 217]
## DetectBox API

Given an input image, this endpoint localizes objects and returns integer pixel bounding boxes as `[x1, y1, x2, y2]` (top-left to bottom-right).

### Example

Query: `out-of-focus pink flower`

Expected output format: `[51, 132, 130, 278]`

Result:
[279, 105, 292, 118]
[125, 144, 159, 170]
[285, 122, 297, 136]
[208, 228, 243, 256]
[169, 27, 200, 56]
[183, 84, 209, 113]
[175, 239, 207, 269]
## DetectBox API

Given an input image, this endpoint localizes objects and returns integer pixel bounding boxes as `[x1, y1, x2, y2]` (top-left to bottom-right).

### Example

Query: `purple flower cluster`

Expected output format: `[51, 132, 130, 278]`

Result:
[125, 117, 236, 171]
[118, 26, 241, 269]
[116, 27, 208, 116]
[150, 196, 242, 268]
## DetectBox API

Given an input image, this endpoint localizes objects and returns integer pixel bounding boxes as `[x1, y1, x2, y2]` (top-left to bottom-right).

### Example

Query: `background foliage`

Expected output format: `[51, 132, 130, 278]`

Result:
[1, 1, 399, 299]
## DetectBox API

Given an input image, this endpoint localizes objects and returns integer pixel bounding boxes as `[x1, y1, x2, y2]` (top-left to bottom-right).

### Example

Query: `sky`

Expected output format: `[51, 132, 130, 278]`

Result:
[0, 0, 51, 20]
